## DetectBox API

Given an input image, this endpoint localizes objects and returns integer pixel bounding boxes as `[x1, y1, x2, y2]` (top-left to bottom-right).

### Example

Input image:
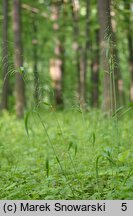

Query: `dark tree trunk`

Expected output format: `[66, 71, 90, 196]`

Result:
[128, 33, 133, 102]
[91, 30, 100, 108]
[81, 0, 91, 108]
[13, 0, 25, 118]
[1, 0, 9, 110]
[71, 0, 87, 108]
[32, 16, 39, 106]
[124, 1, 133, 102]
[84, 0, 90, 75]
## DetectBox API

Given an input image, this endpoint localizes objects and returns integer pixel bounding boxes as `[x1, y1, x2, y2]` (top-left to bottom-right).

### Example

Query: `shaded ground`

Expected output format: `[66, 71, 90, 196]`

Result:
[0, 109, 133, 199]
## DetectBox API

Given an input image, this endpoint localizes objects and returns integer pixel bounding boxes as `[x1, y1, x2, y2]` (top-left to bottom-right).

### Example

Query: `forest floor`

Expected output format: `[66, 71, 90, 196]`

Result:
[0, 109, 133, 199]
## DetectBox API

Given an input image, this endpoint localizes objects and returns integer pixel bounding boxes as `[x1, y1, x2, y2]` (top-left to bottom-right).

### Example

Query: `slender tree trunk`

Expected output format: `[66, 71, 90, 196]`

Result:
[128, 33, 133, 102]
[71, 0, 91, 108]
[13, 0, 25, 118]
[91, 30, 100, 108]
[84, 0, 90, 76]
[32, 16, 39, 106]
[110, 2, 125, 107]
[111, 32, 125, 107]
[98, 0, 115, 113]
[124, 1, 133, 102]
[81, 0, 90, 108]
[1, 0, 9, 110]
[50, 4, 63, 107]
[71, 0, 80, 94]
[79, 50, 86, 107]
[71, 0, 86, 107]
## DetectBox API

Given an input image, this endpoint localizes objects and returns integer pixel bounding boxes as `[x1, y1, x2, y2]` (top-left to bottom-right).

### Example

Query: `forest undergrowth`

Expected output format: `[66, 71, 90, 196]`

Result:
[0, 108, 133, 199]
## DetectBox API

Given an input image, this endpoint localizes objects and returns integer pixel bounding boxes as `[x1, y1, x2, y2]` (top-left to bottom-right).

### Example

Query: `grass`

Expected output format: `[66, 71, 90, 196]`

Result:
[0, 108, 133, 199]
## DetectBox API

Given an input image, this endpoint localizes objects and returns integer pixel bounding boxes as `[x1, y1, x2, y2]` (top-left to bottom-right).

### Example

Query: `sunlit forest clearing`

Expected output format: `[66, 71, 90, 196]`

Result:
[0, 0, 133, 199]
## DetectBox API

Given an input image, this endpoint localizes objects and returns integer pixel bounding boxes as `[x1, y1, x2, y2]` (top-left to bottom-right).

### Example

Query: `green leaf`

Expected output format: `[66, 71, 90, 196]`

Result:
[68, 141, 73, 151]
[46, 155, 50, 178]
[96, 155, 102, 180]
[6, 183, 17, 190]
[112, 106, 124, 117]
[19, 66, 25, 74]
[24, 111, 31, 136]
[118, 151, 130, 162]
[43, 102, 51, 106]
[68, 141, 78, 157]
[89, 132, 96, 146]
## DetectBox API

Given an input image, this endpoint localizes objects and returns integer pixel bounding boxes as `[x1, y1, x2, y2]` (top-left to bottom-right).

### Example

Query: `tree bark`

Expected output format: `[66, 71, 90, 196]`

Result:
[13, 0, 25, 118]
[98, 0, 114, 113]
[128, 32, 133, 102]
[124, 1, 133, 102]
[91, 30, 100, 108]
[50, 4, 64, 107]
[71, 0, 86, 108]
[1, 0, 9, 110]
[111, 31, 125, 107]
[81, 0, 91, 108]
[110, 2, 125, 107]
[32, 16, 39, 106]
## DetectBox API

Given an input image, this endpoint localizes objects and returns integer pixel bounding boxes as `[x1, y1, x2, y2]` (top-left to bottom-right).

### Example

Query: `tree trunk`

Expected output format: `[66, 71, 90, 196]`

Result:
[111, 32, 125, 107]
[50, 4, 63, 107]
[110, 3, 125, 107]
[98, 0, 115, 113]
[128, 33, 133, 102]
[91, 30, 100, 108]
[32, 16, 39, 106]
[13, 0, 25, 118]
[71, 0, 86, 108]
[82, 0, 91, 108]
[124, 1, 133, 102]
[1, 0, 9, 110]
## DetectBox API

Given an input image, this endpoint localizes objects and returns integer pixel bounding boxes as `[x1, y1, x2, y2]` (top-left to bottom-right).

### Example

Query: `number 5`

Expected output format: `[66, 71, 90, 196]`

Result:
[121, 203, 127, 211]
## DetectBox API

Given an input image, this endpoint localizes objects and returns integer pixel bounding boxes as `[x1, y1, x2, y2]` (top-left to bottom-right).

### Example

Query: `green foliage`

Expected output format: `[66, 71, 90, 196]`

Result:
[24, 111, 31, 136]
[0, 0, 132, 108]
[0, 0, 133, 201]
[0, 110, 133, 199]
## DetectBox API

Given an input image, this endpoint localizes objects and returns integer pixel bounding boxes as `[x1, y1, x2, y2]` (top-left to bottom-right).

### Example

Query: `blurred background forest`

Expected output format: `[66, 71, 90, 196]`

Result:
[0, 0, 133, 117]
